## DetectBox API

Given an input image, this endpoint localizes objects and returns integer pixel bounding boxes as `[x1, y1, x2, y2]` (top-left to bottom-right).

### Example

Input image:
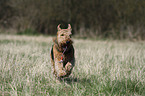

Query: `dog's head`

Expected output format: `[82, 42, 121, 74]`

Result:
[56, 24, 73, 48]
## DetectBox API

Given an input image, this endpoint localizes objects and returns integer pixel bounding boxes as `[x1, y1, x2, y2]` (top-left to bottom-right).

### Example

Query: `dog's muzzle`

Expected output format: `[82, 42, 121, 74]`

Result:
[66, 41, 70, 44]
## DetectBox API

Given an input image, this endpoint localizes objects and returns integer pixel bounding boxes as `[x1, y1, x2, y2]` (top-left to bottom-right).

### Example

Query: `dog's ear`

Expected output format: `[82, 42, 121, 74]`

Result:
[68, 24, 72, 30]
[57, 24, 61, 31]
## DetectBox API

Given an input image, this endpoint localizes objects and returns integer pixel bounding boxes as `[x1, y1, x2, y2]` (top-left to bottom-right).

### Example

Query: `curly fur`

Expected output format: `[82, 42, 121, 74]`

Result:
[50, 24, 75, 79]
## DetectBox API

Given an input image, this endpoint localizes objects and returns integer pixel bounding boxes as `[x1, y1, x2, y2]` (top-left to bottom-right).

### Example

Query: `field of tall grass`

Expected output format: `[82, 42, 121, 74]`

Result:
[0, 34, 145, 95]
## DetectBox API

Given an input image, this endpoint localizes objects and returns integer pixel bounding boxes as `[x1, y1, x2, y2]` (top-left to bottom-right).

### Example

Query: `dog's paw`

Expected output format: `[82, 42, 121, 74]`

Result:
[65, 62, 72, 71]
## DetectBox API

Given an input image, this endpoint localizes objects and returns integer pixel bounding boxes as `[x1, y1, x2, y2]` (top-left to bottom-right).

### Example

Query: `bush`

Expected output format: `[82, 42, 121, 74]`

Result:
[1, 0, 145, 40]
[17, 28, 39, 36]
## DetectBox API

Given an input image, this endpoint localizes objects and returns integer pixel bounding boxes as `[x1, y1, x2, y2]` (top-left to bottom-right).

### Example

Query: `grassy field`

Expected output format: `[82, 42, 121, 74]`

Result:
[0, 34, 145, 96]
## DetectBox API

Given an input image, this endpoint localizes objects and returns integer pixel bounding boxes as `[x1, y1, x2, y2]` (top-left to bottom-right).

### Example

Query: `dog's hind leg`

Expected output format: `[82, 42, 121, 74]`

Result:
[50, 46, 57, 76]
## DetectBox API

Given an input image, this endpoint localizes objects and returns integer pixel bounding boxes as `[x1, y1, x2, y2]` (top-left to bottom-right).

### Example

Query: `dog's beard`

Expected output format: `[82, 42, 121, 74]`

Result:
[59, 39, 73, 48]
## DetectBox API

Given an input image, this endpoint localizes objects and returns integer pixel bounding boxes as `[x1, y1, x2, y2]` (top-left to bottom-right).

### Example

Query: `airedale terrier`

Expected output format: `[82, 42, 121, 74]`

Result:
[50, 24, 75, 79]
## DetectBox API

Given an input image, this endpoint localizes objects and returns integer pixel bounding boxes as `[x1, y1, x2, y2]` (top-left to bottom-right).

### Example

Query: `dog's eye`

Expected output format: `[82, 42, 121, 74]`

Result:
[60, 34, 64, 36]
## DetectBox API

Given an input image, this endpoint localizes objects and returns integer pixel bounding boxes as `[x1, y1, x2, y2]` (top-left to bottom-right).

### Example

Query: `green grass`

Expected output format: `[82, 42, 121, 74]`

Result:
[0, 34, 145, 96]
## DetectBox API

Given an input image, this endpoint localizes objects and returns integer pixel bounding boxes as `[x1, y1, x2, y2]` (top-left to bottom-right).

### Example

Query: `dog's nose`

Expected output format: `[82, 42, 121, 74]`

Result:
[66, 41, 70, 44]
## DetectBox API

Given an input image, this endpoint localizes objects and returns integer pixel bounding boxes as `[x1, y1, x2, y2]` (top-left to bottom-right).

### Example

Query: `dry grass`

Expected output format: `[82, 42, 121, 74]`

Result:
[0, 34, 145, 95]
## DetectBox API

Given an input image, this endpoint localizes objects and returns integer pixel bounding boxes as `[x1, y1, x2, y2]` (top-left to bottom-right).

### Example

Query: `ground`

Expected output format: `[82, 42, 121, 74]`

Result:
[0, 34, 145, 95]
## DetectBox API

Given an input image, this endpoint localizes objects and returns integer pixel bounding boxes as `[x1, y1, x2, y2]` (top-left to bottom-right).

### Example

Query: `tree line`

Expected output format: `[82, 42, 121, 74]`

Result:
[0, 0, 145, 40]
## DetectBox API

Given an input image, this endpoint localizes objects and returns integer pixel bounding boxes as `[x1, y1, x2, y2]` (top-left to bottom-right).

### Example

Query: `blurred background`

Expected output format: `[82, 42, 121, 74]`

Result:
[0, 0, 145, 40]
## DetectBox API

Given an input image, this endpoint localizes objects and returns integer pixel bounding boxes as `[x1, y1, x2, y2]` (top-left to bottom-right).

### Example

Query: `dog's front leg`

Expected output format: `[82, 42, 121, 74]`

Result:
[65, 58, 75, 71]
[65, 62, 73, 72]
[55, 60, 67, 77]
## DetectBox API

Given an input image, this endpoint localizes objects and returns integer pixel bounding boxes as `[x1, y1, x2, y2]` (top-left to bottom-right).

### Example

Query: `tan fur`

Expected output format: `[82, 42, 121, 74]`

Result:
[50, 24, 75, 79]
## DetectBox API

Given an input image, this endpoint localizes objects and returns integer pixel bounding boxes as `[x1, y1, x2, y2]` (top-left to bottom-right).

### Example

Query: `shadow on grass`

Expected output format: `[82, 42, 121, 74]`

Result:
[61, 76, 91, 85]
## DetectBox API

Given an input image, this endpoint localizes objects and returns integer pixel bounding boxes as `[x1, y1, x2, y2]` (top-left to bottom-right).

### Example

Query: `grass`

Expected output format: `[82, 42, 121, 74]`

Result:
[0, 34, 145, 96]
